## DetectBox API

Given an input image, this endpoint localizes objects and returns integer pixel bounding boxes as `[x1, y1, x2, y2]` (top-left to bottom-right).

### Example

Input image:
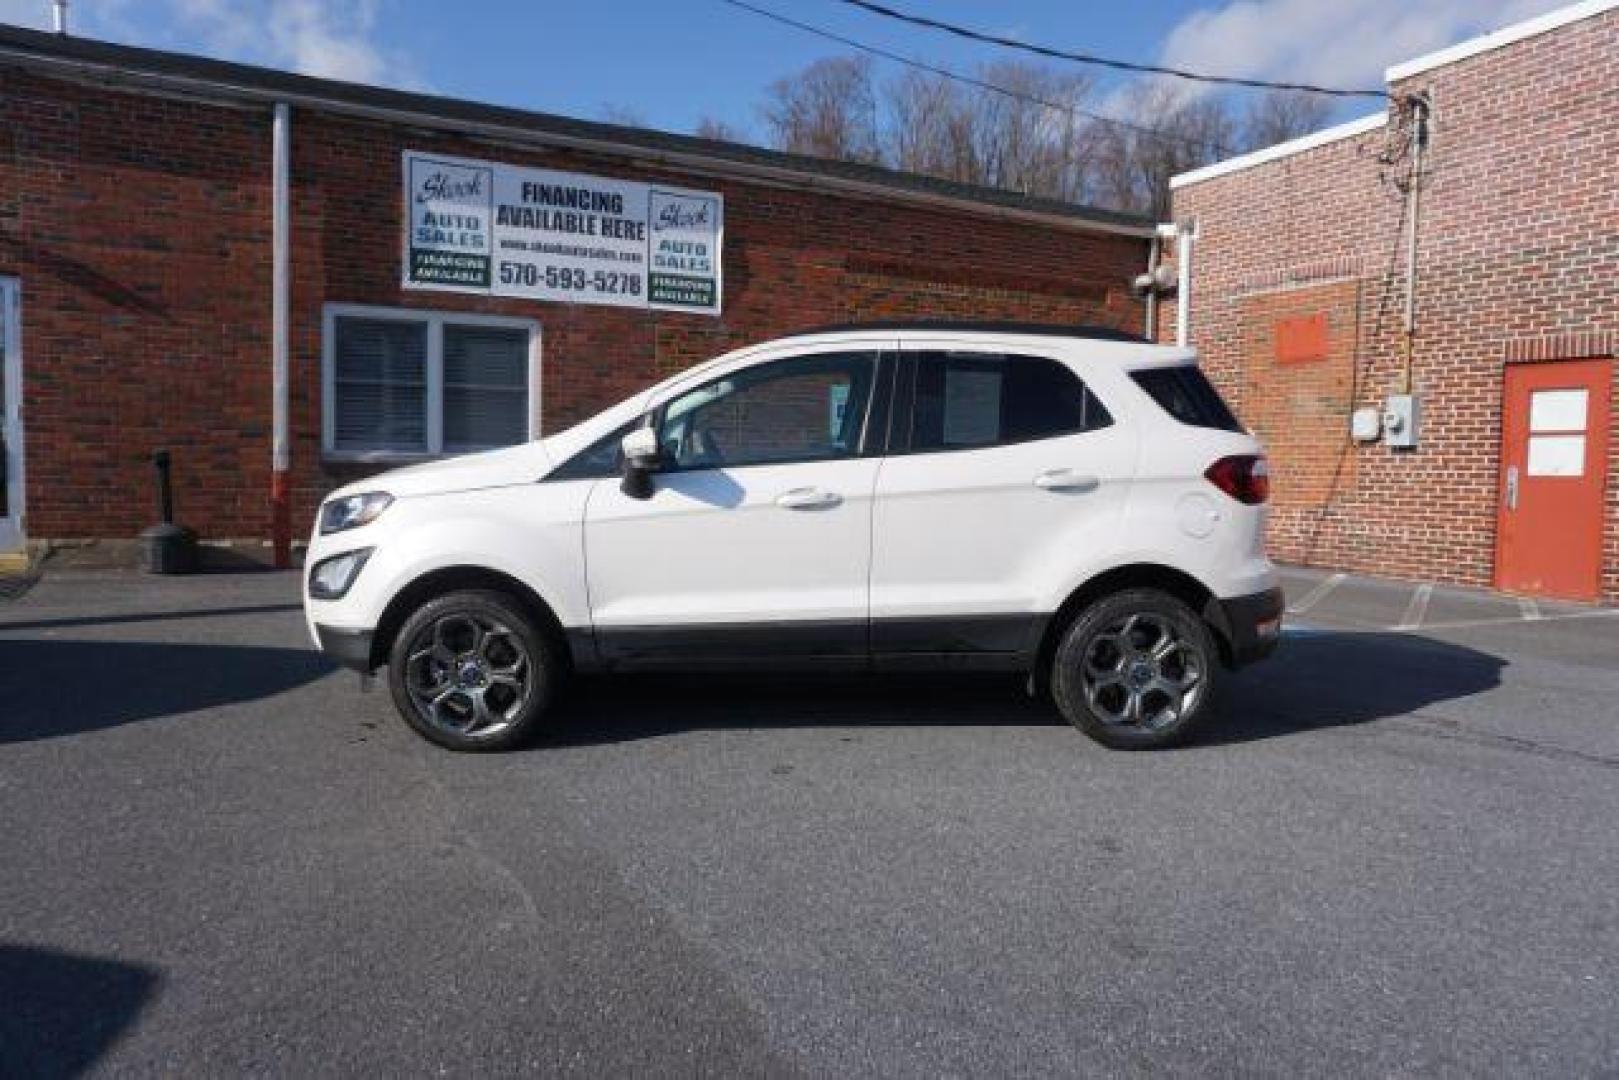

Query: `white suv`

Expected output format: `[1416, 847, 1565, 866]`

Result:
[305, 322, 1282, 751]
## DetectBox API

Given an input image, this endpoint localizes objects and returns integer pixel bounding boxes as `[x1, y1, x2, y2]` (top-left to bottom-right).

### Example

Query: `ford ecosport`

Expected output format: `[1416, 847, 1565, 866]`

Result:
[305, 322, 1282, 751]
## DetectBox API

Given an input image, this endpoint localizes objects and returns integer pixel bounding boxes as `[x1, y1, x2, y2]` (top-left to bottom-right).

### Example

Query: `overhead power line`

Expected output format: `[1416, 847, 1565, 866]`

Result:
[717, 0, 1237, 156]
[832, 0, 1392, 100]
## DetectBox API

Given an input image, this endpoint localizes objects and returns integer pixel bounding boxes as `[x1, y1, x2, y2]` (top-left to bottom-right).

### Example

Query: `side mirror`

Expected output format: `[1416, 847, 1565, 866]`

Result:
[619, 426, 661, 500]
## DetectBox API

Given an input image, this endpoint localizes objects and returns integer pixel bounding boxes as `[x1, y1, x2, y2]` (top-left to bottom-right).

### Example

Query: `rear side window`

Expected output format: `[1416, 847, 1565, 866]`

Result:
[906, 352, 1112, 453]
[1131, 366, 1244, 432]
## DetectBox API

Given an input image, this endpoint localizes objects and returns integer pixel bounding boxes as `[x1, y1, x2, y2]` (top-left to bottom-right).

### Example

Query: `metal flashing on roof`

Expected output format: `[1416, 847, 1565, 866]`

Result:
[0, 24, 1153, 238]
[1386, 0, 1619, 82]
[1170, 0, 1619, 193]
[1169, 113, 1387, 191]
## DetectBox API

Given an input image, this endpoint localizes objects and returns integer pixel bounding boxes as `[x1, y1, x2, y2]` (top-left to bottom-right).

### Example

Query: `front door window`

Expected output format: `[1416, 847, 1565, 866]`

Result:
[659, 352, 876, 470]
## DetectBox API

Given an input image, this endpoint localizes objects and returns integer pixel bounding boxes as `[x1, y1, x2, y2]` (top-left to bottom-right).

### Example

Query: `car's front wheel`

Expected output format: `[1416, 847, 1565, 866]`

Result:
[1050, 588, 1218, 749]
[386, 589, 562, 751]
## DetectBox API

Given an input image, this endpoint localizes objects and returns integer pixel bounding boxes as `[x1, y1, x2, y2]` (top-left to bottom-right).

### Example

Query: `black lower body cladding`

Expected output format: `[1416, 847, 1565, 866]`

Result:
[1206, 587, 1285, 667]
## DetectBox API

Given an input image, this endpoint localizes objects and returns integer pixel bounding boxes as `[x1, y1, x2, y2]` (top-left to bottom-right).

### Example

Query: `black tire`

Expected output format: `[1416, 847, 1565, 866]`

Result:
[1050, 588, 1218, 750]
[386, 589, 563, 752]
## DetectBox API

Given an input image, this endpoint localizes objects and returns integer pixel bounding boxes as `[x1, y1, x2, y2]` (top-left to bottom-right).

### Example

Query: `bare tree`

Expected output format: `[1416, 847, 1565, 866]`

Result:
[694, 115, 748, 144]
[598, 103, 648, 128]
[1091, 83, 1235, 217]
[881, 62, 1097, 201]
[762, 55, 881, 163]
[965, 61, 1095, 200]
[1242, 90, 1334, 152]
[885, 68, 968, 179]
[746, 52, 1337, 217]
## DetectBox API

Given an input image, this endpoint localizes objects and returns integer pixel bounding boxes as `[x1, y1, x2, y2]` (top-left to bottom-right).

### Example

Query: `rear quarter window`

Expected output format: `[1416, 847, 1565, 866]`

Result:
[906, 352, 1112, 453]
[1131, 366, 1244, 433]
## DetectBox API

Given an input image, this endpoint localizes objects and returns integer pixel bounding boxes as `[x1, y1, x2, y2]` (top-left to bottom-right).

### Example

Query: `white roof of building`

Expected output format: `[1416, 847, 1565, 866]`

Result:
[1171, 0, 1618, 192]
[1168, 113, 1386, 191]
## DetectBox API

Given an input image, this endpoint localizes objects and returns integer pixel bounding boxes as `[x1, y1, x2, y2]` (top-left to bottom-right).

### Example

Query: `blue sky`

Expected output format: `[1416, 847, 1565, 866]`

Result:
[0, 0, 1572, 137]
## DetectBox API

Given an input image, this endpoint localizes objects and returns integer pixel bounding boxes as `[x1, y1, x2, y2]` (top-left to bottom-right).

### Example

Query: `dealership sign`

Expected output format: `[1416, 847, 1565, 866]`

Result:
[404, 151, 723, 315]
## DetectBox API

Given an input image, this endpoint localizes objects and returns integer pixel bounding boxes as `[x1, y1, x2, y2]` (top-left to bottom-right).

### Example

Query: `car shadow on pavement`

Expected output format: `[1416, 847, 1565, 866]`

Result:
[1200, 629, 1505, 746]
[0, 944, 161, 1077]
[548, 672, 1056, 747]
[544, 630, 1505, 749]
[0, 603, 305, 634]
[0, 639, 333, 744]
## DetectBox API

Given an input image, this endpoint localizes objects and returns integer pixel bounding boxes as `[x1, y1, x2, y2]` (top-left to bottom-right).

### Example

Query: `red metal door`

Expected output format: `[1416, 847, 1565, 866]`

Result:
[1495, 360, 1612, 601]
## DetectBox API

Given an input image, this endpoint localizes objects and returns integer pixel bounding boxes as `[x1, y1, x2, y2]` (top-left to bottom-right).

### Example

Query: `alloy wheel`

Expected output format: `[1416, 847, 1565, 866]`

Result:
[403, 612, 533, 739]
[1079, 612, 1205, 730]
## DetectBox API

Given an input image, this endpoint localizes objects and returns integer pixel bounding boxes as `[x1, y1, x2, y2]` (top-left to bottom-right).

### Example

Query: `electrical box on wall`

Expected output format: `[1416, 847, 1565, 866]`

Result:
[1383, 394, 1421, 448]
[1351, 407, 1382, 442]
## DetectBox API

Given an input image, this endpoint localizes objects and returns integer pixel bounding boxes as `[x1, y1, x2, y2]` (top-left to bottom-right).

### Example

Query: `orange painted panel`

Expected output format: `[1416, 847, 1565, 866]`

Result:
[1274, 313, 1328, 364]
[1494, 359, 1612, 601]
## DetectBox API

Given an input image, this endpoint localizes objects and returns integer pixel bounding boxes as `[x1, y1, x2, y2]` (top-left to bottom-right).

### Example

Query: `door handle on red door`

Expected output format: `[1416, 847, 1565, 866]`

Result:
[1033, 469, 1100, 492]
[776, 486, 842, 510]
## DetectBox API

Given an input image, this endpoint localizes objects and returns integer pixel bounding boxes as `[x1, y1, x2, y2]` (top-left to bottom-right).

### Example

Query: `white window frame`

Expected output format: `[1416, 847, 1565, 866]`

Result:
[322, 302, 541, 463]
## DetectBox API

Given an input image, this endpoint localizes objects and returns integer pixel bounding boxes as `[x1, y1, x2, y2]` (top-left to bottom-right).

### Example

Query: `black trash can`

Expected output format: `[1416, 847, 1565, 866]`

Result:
[141, 522, 198, 575]
[141, 449, 198, 575]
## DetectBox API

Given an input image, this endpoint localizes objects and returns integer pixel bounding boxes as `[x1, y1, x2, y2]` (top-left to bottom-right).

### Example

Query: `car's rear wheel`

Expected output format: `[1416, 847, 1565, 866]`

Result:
[1050, 588, 1217, 749]
[386, 589, 561, 751]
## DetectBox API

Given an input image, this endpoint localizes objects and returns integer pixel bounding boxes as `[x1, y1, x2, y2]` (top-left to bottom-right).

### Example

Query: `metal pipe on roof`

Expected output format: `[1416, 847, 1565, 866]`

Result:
[271, 102, 291, 568]
[1175, 220, 1197, 347]
[1143, 234, 1160, 341]
[1399, 94, 1429, 394]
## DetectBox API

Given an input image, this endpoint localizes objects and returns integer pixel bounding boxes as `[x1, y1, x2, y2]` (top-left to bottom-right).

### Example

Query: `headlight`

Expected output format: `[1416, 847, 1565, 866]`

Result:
[320, 492, 393, 535]
[308, 548, 374, 600]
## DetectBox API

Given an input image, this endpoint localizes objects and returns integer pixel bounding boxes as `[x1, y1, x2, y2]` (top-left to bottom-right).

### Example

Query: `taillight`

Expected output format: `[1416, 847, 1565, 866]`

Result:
[1204, 454, 1269, 505]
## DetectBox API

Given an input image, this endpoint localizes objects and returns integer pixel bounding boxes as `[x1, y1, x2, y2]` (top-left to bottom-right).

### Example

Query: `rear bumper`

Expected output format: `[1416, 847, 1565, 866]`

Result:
[1206, 586, 1284, 668]
[315, 624, 375, 673]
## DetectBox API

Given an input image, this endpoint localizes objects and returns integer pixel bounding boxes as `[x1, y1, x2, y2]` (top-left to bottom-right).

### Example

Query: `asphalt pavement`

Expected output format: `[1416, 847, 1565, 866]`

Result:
[0, 567, 1615, 1075]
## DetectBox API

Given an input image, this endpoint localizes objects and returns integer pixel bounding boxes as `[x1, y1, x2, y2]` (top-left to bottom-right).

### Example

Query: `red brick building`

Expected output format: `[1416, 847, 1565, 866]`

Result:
[0, 25, 1152, 565]
[1166, 0, 1618, 602]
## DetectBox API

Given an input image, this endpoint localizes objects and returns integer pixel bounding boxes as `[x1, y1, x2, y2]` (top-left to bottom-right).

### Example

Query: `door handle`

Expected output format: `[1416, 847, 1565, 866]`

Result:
[1505, 465, 1519, 511]
[1033, 469, 1100, 492]
[776, 486, 842, 510]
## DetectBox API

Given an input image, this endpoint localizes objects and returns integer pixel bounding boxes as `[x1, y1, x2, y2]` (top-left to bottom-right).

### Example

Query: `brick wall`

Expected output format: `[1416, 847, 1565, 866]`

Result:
[0, 72, 275, 542]
[1170, 8, 1619, 602]
[0, 66, 1149, 545]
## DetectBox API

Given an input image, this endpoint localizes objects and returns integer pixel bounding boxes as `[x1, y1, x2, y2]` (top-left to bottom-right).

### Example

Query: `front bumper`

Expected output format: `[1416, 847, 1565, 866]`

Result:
[315, 624, 375, 673]
[1206, 586, 1284, 668]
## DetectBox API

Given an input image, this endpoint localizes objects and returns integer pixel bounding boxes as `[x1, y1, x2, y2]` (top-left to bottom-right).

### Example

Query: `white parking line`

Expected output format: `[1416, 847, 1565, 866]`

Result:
[1287, 572, 1346, 615]
[1292, 608, 1619, 636]
[1281, 623, 1337, 638]
[1404, 608, 1619, 632]
[1518, 597, 1543, 621]
[1395, 584, 1434, 630]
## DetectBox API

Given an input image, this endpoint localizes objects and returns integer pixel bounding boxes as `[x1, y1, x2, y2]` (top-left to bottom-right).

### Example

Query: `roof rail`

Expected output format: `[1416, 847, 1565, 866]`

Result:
[791, 320, 1149, 343]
